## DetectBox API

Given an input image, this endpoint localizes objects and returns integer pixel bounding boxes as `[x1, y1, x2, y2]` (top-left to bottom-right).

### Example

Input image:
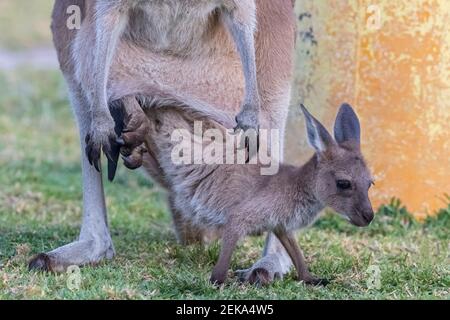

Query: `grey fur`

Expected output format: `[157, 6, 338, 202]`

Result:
[142, 103, 374, 284]
[334, 103, 361, 144]
[301, 104, 334, 153]
[74, 0, 260, 167]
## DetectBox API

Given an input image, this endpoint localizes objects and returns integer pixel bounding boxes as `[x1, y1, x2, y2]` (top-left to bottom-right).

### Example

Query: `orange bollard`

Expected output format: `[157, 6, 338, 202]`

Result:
[288, 0, 450, 218]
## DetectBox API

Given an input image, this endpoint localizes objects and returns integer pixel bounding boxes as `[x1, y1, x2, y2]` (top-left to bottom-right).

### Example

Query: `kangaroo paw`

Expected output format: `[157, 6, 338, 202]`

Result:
[235, 253, 285, 286]
[28, 239, 115, 273]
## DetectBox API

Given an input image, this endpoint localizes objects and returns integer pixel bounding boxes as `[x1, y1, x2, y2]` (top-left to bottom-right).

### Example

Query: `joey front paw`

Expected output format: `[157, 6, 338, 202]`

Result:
[107, 99, 151, 181]
[85, 119, 117, 172]
[120, 143, 147, 170]
[116, 110, 151, 170]
[119, 110, 151, 150]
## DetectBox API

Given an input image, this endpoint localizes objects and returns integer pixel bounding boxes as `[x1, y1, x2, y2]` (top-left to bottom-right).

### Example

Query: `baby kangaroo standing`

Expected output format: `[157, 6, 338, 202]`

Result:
[210, 104, 374, 284]
[144, 103, 374, 285]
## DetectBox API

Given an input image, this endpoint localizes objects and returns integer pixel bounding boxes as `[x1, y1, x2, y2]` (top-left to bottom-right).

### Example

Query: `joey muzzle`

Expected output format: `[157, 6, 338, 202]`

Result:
[349, 208, 374, 227]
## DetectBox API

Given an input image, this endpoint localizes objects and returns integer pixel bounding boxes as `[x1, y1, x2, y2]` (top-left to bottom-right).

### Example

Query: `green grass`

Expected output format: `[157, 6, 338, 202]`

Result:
[0, 70, 449, 300]
[0, 0, 54, 50]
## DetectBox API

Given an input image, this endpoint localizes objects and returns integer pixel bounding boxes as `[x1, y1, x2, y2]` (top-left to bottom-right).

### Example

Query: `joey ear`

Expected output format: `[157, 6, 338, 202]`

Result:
[334, 103, 361, 145]
[300, 104, 335, 153]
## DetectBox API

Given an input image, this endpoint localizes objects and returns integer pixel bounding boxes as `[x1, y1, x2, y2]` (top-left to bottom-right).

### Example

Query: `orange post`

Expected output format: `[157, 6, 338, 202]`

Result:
[288, 0, 450, 217]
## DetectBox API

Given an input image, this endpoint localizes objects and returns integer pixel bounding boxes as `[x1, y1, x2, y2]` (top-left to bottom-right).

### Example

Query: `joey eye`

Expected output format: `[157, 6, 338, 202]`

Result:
[336, 180, 352, 190]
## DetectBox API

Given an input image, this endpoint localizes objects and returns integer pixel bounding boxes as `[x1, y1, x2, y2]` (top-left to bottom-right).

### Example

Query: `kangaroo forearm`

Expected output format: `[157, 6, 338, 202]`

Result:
[225, 16, 260, 109]
[89, 2, 129, 117]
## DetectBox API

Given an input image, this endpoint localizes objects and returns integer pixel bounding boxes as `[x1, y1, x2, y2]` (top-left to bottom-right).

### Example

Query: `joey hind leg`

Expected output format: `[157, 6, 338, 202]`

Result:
[210, 231, 240, 285]
[168, 195, 204, 245]
[107, 96, 151, 181]
[274, 230, 329, 286]
[171, 211, 204, 245]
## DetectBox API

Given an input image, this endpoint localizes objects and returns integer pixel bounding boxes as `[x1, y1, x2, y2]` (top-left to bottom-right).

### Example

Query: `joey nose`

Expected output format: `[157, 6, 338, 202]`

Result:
[362, 210, 374, 224]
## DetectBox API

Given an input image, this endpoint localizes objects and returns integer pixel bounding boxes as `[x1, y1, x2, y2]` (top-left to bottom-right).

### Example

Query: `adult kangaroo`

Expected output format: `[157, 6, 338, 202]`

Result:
[29, 0, 297, 284]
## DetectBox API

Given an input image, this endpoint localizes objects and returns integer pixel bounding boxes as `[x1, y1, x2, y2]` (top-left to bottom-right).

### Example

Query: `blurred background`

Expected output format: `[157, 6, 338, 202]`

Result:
[0, 0, 448, 219]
